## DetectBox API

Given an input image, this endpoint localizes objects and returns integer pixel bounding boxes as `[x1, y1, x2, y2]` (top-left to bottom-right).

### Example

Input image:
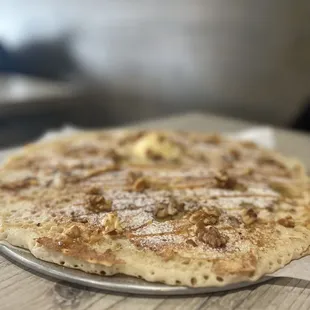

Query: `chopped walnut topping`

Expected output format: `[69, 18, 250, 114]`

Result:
[132, 177, 149, 192]
[240, 141, 258, 149]
[215, 172, 247, 191]
[102, 213, 122, 233]
[186, 239, 198, 247]
[127, 172, 149, 192]
[146, 149, 164, 161]
[197, 226, 228, 248]
[278, 216, 295, 228]
[127, 171, 143, 184]
[85, 195, 112, 213]
[154, 197, 184, 219]
[204, 134, 222, 144]
[105, 149, 123, 163]
[242, 208, 258, 225]
[266, 206, 274, 213]
[86, 186, 102, 195]
[64, 225, 81, 239]
[215, 172, 232, 187]
[188, 207, 220, 226]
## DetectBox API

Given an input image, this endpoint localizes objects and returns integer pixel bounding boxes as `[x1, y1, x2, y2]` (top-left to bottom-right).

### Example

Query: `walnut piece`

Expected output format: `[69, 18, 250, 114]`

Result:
[146, 149, 164, 161]
[242, 208, 258, 225]
[186, 239, 198, 247]
[240, 141, 258, 149]
[86, 186, 102, 195]
[215, 172, 247, 191]
[127, 171, 149, 192]
[85, 195, 112, 213]
[105, 149, 123, 163]
[127, 171, 143, 184]
[204, 134, 222, 144]
[154, 197, 184, 219]
[197, 226, 228, 248]
[278, 216, 295, 228]
[102, 213, 122, 233]
[132, 177, 149, 192]
[188, 207, 220, 226]
[65, 225, 81, 238]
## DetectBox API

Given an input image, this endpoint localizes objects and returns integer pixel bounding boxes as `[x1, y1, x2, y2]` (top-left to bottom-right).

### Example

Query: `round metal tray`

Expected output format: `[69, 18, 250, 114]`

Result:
[0, 242, 270, 295]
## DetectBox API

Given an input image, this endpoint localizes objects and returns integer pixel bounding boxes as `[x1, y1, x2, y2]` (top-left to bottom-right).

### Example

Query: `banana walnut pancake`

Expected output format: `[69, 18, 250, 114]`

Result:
[0, 130, 309, 287]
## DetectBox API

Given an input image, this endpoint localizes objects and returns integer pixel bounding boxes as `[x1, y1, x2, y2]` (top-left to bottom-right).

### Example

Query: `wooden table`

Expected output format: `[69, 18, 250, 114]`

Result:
[1, 112, 310, 310]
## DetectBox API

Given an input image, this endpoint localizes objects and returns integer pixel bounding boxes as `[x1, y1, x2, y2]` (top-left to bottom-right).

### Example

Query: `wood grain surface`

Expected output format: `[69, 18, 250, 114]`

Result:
[1, 112, 310, 310]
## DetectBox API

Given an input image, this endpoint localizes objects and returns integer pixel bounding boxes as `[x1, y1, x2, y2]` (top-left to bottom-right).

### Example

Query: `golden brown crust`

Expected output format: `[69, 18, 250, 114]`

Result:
[36, 237, 124, 266]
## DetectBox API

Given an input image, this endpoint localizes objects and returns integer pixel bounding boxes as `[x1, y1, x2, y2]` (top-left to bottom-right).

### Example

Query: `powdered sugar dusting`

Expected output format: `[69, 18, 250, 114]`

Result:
[206, 197, 278, 210]
[106, 189, 171, 212]
[132, 234, 185, 251]
[132, 220, 175, 236]
[117, 209, 153, 230]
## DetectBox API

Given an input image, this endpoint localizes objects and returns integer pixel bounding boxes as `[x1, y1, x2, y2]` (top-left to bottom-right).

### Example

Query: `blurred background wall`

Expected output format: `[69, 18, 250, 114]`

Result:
[0, 0, 310, 129]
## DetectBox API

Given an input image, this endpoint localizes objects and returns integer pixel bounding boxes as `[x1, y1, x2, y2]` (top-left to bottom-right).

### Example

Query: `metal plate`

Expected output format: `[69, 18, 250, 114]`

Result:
[0, 242, 270, 295]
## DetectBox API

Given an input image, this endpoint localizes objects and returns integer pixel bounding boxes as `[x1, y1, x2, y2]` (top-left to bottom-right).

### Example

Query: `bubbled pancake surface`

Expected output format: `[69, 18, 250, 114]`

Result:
[0, 129, 309, 287]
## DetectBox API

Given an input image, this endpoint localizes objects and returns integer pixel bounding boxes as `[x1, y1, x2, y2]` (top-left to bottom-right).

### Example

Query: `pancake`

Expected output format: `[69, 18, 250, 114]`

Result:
[0, 129, 309, 287]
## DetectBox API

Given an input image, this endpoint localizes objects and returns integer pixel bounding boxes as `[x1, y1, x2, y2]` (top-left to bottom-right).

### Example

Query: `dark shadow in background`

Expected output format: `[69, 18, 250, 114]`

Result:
[0, 35, 83, 148]
[292, 99, 310, 133]
[0, 34, 79, 80]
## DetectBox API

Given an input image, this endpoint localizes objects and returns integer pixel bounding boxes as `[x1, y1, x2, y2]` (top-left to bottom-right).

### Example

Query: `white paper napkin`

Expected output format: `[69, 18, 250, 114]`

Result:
[230, 127, 276, 149]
